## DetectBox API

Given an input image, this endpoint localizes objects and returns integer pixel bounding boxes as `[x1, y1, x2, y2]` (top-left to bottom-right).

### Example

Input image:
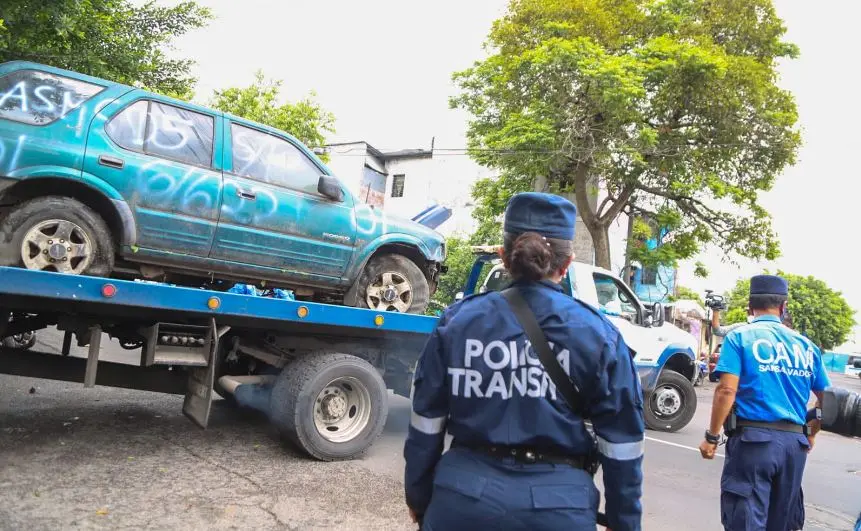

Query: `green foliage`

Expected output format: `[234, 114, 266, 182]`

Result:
[724, 272, 856, 350]
[0, 1, 212, 98]
[670, 285, 701, 303]
[427, 236, 484, 314]
[209, 71, 336, 158]
[468, 172, 532, 245]
[453, 0, 801, 270]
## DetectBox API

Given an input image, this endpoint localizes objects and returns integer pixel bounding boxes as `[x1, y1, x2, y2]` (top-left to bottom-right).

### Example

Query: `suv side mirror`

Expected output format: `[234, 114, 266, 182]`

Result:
[318, 175, 344, 202]
[651, 302, 665, 327]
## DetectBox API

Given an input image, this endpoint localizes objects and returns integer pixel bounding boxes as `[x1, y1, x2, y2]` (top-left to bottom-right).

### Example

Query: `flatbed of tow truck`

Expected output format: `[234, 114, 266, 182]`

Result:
[1, 247, 700, 460]
[0, 266, 435, 461]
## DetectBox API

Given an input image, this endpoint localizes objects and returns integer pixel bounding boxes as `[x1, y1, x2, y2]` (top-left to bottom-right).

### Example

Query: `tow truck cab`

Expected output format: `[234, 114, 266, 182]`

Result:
[458, 247, 699, 432]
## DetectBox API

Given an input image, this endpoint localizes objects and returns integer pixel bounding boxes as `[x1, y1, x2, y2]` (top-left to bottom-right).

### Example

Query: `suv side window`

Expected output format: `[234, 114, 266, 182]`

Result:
[0, 69, 103, 125]
[230, 123, 322, 194]
[593, 273, 641, 323]
[105, 100, 214, 167]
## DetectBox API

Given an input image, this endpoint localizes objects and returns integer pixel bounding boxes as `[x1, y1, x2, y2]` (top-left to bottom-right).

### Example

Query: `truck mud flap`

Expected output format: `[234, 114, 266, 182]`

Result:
[182, 319, 229, 429]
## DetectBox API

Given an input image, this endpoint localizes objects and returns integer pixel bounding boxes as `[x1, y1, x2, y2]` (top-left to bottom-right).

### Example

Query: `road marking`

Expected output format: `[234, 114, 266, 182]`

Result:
[645, 435, 726, 458]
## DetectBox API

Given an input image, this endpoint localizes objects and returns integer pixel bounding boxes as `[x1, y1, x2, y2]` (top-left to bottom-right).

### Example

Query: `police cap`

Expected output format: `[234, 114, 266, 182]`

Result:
[750, 274, 789, 296]
[503, 192, 577, 241]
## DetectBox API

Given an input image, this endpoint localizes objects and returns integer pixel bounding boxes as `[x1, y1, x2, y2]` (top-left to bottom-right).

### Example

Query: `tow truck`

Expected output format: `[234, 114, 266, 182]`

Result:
[0, 246, 698, 461]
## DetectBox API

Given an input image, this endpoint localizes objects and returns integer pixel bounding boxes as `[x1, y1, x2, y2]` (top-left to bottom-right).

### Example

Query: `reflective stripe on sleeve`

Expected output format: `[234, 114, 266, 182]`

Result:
[410, 411, 447, 435]
[596, 435, 644, 460]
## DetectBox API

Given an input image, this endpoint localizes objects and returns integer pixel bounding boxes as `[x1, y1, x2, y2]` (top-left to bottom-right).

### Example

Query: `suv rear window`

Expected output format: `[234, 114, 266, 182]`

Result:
[0, 69, 103, 125]
[106, 100, 215, 167]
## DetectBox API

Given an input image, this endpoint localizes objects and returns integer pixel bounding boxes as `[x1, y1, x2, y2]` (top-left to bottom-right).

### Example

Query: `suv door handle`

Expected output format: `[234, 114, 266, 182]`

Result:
[98, 155, 125, 169]
[237, 189, 257, 200]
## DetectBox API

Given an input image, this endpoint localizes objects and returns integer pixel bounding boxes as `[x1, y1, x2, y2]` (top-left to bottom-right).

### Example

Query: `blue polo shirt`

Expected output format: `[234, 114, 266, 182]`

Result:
[716, 315, 831, 425]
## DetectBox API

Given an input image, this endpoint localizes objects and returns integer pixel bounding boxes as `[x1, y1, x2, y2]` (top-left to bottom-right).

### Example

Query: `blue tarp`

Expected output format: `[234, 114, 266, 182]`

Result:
[227, 284, 295, 300]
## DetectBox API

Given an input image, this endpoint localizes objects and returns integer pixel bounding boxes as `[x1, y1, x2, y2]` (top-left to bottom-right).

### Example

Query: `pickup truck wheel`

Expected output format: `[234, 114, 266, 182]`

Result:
[357, 255, 429, 314]
[644, 370, 697, 433]
[0, 196, 114, 277]
[269, 353, 388, 461]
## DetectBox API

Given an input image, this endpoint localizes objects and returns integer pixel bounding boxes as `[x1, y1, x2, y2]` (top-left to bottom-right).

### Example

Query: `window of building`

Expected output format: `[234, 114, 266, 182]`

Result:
[230, 123, 322, 194]
[391, 174, 405, 197]
[642, 266, 658, 286]
[0, 69, 104, 125]
[106, 100, 214, 167]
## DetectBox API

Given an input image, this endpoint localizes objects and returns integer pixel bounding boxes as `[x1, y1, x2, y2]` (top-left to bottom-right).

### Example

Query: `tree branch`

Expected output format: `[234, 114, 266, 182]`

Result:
[598, 184, 635, 225]
[635, 183, 734, 237]
[596, 194, 613, 219]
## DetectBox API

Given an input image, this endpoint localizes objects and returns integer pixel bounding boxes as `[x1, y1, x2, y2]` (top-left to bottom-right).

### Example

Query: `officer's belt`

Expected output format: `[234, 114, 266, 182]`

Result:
[451, 440, 587, 469]
[736, 419, 807, 435]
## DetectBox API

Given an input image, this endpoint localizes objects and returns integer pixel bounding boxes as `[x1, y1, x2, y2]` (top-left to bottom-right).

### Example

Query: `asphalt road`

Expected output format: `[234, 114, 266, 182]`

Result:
[1, 328, 859, 530]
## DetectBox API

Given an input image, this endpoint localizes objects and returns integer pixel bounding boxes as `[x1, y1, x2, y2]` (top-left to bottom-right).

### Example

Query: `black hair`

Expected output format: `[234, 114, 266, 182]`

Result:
[502, 232, 573, 282]
[749, 294, 787, 311]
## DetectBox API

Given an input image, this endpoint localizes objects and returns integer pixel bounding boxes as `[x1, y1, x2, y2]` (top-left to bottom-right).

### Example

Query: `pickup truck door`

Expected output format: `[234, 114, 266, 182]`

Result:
[576, 269, 660, 359]
[209, 121, 355, 280]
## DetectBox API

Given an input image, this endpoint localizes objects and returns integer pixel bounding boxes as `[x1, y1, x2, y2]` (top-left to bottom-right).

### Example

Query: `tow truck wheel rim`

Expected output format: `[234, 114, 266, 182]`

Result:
[21, 219, 94, 274]
[365, 271, 413, 313]
[313, 376, 372, 443]
[653, 384, 683, 416]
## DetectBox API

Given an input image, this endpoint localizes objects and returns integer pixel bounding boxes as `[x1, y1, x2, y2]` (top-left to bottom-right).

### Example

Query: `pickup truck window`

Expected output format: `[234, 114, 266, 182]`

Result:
[484, 268, 511, 292]
[593, 273, 640, 322]
[230, 123, 321, 195]
[0, 69, 103, 126]
[106, 100, 215, 167]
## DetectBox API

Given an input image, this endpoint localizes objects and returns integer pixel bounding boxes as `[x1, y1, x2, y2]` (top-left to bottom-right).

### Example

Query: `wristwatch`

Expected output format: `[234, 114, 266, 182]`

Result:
[704, 430, 720, 444]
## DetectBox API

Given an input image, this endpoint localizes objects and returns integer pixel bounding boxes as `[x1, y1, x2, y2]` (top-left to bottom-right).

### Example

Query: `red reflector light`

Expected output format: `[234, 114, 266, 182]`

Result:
[101, 284, 117, 298]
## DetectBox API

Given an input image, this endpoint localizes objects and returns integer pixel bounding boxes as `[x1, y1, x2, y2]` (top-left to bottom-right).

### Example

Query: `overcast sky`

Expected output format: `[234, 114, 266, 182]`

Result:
[173, 1, 861, 344]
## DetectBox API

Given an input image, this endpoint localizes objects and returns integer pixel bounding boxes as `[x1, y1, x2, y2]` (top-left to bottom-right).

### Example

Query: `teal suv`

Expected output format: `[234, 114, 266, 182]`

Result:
[0, 62, 445, 314]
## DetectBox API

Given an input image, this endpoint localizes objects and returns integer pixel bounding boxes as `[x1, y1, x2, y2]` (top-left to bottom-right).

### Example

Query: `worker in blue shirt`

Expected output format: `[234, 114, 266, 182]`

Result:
[404, 192, 644, 531]
[699, 274, 831, 531]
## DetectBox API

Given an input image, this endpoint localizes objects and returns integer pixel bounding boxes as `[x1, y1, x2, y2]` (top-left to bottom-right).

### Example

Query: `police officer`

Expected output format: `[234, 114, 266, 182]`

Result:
[699, 275, 831, 530]
[404, 192, 645, 531]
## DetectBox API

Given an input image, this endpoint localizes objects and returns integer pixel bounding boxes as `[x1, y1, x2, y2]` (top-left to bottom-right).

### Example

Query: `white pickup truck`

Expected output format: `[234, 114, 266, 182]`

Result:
[458, 248, 699, 432]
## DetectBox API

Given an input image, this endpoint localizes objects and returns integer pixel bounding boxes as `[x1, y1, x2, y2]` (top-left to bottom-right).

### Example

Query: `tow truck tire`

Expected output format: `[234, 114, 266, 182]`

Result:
[269, 353, 388, 461]
[644, 370, 697, 433]
[356, 254, 430, 315]
[0, 196, 114, 277]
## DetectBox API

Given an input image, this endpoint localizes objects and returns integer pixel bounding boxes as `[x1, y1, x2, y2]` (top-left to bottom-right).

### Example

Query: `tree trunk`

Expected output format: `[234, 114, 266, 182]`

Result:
[591, 225, 612, 271]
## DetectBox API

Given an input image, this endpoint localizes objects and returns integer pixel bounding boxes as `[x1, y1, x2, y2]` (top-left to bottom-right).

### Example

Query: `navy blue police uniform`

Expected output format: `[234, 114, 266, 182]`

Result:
[404, 192, 645, 531]
[715, 275, 831, 531]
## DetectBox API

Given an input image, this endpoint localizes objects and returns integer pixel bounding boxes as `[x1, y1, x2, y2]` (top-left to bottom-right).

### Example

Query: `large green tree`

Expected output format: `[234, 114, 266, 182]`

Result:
[209, 71, 336, 155]
[723, 273, 855, 350]
[0, 1, 212, 98]
[452, 0, 801, 271]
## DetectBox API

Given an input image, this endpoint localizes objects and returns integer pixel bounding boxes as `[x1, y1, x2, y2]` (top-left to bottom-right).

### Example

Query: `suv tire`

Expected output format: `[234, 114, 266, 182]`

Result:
[356, 254, 429, 314]
[0, 196, 114, 277]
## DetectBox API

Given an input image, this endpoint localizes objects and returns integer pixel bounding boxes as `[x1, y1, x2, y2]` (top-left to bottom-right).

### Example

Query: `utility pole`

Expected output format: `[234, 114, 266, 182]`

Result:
[622, 205, 635, 287]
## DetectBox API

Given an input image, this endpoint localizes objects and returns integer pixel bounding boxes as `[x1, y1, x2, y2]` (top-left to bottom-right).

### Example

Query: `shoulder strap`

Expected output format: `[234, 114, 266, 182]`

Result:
[501, 287, 586, 416]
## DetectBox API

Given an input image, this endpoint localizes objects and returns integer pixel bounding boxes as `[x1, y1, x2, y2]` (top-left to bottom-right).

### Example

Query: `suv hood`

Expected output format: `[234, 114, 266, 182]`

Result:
[411, 205, 452, 230]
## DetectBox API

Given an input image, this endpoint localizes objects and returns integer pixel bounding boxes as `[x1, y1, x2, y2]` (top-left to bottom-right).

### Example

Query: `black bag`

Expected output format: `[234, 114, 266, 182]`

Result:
[501, 287, 608, 528]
